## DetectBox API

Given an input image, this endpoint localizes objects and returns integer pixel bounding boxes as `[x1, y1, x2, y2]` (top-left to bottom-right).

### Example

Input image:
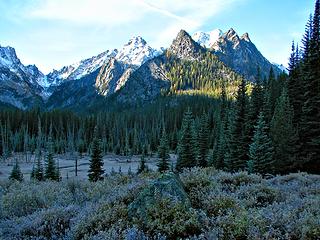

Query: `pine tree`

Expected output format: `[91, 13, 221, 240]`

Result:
[270, 89, 296, 172]
[137, 154, 147, 174]
[88, 127, 104, 182]
[176, 109, 197, 171]
[157, 128, 170, 172]
[247, 68, 264, 136]
[9, 159, 23, 182]
[300, 0, 320, 171]
[248, 112, 274, 174]
[226, 78, 248, 171]
[197, 113, 209, 167]
[45, 134, 58, 181]
[32, 117, 44, 181]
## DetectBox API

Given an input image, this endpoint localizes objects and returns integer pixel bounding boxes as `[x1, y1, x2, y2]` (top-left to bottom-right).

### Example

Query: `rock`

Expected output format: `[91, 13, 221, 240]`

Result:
[128, 173, 191, 221]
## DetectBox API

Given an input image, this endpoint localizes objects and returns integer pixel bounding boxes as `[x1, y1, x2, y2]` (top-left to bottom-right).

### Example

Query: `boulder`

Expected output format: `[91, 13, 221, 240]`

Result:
[128, 173, 191, 221]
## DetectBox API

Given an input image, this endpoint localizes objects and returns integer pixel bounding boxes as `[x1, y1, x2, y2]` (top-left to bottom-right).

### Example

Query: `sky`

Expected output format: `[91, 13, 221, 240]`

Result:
[0, 0, 315, 73]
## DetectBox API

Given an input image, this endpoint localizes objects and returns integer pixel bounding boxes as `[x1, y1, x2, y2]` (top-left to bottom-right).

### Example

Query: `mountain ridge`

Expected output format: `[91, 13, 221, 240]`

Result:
[0, 28, 287, 110]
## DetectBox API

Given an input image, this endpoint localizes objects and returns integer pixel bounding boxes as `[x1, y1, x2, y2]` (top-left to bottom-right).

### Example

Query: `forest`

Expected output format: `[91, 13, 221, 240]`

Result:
[0, 0, 319, 182]
[0, 1, 319, 240]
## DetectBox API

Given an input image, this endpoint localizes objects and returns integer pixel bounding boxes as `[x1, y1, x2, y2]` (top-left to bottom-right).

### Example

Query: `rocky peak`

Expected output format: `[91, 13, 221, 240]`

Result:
[168, 29, 205, 60]
[0, 45, 21, 67]
[126, 36, 147, 47]
[115, 36, 160, 66]
[241, 32, 251, 42]
[224, 28, 240, 46]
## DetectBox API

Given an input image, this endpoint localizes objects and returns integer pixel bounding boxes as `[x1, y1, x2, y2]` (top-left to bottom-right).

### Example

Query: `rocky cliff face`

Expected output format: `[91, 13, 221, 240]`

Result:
[211, 28, 282, 81]
[168, 30, 205, 60]
[0, 45, 46, 109]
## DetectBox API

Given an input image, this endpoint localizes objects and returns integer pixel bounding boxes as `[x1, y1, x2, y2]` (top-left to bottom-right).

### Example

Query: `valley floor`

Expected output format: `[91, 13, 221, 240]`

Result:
[0, 153, 178, 180]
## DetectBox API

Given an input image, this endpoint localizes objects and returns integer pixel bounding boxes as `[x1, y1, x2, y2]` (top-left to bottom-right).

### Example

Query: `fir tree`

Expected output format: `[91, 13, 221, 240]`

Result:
[226, 78, 248, 171]
[198, 113, 209, 167]
[176, 109, 197, 171]
[88, 127, 104, 182]
[137, 154, 147, 174]
[9, 159, 23, 182]
[270, 89, 296, 172]
[157, 128, 170, 172]
[299, 0, 320, 171]
[248, 112, 274, 174]
[45, 135, 58, 181]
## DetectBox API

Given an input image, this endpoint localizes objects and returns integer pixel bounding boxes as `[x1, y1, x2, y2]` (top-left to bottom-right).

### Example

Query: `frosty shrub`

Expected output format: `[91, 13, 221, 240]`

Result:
[0, 169, 319, 239]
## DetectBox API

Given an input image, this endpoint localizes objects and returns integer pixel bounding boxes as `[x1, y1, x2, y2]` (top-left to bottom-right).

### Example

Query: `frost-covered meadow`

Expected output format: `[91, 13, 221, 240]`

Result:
[0, 153, 177, 180]
[0, 168, 319, 239]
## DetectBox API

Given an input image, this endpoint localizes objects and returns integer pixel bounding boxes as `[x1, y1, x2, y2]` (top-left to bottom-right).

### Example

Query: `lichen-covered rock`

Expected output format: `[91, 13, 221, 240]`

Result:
[128, 172, 191, 221]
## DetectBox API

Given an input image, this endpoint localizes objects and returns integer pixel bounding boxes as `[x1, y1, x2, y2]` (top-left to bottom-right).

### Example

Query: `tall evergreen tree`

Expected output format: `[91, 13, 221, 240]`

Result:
[176, 109, 197, 171]
[45, 129, 59, 181]
[248, 112, 274, 174]
[88, 127, 104, 182]
[270, 89, 296, 172]
[9, 159, 23, 182]
[300, 0, 320, 171]
[157, 128, 170, 172]
[226, 78, 248, 171]
[198, 113, 210, 167]
[137, 154, 147, 174]
[246, 68, 264, 149]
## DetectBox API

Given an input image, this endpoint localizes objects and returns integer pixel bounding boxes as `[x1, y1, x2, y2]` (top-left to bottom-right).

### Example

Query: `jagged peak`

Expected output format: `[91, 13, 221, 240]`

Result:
[176, 29, 192, 39]
[241, 32, 251, 42]
[226, 28, 237, 37]
[169, 29, 204, 60]
[170, 29, 197, 48]
[0, 45, 18, 60]
[125, 36, 147, 47]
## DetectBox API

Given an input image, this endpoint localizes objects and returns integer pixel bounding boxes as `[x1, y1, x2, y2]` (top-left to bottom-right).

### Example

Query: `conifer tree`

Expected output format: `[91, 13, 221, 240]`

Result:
[9, 159, 23, 182]
[248, 112, 274, 174]
[226, 78, 248, 171]
[198, 113, 209, 167]
[176, 109, 197, 171]
[88, 127, 104, 182]
[32, 117, 44, 181]
[137, 154, 147, 174]
[45, 133, 58, 181]
[300, 0, 320, 170]
[270, 89, 296, 172]
[157, 128, 170, 172]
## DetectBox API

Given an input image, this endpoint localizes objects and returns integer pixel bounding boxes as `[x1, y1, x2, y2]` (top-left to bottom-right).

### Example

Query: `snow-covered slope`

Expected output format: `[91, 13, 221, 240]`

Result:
[115, 36, 162, 66]
[47, 49, 118, 85]
[192, 29, 223, 48]
[47, 36, 161, 84]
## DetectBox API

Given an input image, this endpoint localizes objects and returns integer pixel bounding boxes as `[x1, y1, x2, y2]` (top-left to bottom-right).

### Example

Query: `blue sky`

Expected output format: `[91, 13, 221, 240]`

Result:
[0, 0, 314, 73]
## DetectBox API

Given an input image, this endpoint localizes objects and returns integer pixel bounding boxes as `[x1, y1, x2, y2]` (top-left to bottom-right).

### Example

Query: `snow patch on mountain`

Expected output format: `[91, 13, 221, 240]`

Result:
[47, 49, 118, 84]
[115, 36, 162, 66]
[192, 29, 223, 48]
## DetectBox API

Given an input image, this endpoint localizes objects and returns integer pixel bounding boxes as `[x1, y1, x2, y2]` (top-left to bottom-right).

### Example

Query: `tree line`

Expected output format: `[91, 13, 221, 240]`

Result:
[4, 0, 320, 181]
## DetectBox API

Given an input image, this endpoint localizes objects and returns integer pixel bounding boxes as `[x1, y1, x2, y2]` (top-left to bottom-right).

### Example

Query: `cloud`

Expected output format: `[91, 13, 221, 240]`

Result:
[28, 0, 149, 25]
[27, 0, 241, 37]
[4, 0, 244, 72]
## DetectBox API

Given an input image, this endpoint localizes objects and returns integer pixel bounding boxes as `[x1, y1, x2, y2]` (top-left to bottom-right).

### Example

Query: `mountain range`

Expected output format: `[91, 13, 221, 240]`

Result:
[0, 28, 285, 111]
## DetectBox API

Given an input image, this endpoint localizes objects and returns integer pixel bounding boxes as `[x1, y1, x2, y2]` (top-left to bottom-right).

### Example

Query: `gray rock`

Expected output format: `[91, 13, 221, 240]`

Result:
[128, 173, 191, 221]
